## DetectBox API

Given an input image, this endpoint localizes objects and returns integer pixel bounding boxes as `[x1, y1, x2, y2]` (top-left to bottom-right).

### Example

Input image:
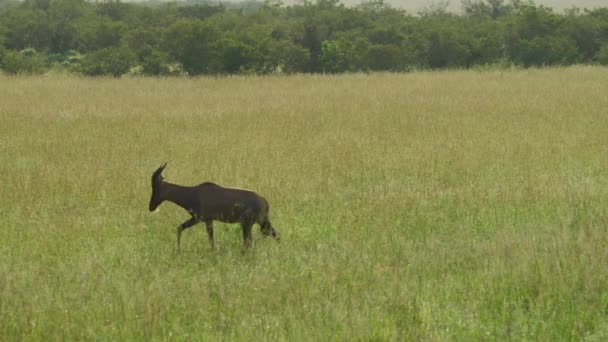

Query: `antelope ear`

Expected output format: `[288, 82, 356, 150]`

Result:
[152, 162, 168, 182]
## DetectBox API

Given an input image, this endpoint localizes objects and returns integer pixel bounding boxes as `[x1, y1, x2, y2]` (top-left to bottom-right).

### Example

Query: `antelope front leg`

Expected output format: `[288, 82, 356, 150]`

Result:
[205, 221, 215, 250]
[177, 217, 199, 252]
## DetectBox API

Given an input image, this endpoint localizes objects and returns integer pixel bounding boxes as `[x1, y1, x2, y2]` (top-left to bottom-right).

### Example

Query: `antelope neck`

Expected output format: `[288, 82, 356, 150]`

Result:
[161, 182, 195, 212]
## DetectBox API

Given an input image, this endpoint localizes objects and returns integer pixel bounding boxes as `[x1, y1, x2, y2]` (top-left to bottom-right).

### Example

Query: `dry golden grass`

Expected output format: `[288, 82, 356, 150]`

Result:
[1, 66, 608, 340]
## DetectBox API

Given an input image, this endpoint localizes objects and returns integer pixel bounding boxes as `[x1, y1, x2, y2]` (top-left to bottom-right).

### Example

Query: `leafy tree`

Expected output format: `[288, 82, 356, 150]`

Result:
[0, 24, 5, 63]
[462, 0, 512, 19]
[139, 48, 172, 75]
[78, 46, 135, 76]
[357, 0, 396, 19]
[162, 19, 220, 75]
[121, 26, 164, 66]
[46, 49, 82, 71]
[517, 36, 577, 66]
[596, 44, 608, 65]
[238, 24, 282, 74]
[212, 37, 252, 73]
[177, 4, 225, 20]
[320, 40, 347, 73]
[292, 0, 351, 73]
[96, 0, 133, 21]
[504, 5, 578, 66]
[79, 17, 126, 52]
[300, 23, 323, 72]
[425, 24, 472, 68]
[418, 0, 450, 17]
[277, 41, 309, 73]
[0, 0, 19, 11]
[561, 12, 601, 62]
[365, 44, 402, 71]
[0, 0, 607, 76]
[48, 0, 93, 52]
[462, 17, 504, 65]
[1, 7, 51, 51]
[334, 32, 371, 71]
[1, 48, 46, 74]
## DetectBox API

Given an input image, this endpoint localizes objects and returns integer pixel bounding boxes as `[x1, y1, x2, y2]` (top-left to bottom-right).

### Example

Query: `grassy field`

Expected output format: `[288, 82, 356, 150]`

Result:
[1, 67, 608, 340]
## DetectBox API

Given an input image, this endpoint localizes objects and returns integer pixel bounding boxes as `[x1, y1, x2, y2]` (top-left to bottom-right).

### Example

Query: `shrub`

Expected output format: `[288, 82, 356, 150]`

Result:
[596, 45, 608, 65]
[78, 47, 136, 77]
[1, 48, 46, 74]
[139, 49, 172, 76]
[320, 40, 348, 74]
[278, 42, 309, 74]
[366, 44, 403, 71]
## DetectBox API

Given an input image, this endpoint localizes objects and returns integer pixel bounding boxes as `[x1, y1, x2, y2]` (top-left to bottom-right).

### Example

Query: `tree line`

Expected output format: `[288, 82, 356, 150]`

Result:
[0, 0, 607, 76]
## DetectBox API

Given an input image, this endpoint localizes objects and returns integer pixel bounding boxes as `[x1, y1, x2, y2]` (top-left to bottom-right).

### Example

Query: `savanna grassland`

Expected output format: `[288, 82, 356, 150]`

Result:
[1, 67, 608, 340]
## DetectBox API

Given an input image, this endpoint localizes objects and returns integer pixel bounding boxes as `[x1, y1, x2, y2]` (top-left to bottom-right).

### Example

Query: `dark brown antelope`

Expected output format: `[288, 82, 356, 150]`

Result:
[148, 163, 279, 250]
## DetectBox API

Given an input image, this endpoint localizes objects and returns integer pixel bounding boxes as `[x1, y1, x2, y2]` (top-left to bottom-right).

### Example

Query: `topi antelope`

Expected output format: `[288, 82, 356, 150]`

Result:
[148, 163, 279, 250]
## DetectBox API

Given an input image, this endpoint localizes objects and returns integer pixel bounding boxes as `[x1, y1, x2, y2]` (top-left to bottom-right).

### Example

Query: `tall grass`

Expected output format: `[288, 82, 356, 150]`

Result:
[1, 67, 608, 340]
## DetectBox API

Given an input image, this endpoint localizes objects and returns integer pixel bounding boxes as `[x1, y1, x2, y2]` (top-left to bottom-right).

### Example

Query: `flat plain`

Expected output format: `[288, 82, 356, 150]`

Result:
[1, 67, 608, 340]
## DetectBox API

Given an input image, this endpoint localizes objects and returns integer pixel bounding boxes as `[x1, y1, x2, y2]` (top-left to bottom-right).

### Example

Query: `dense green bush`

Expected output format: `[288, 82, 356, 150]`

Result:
[162, 19, 220, 75]
[365, 44, 404, 71]
[1, 48, 46, 74]
[139, 48, 173, 76]
[46, 49, 83, 70]
[0, 0, 607, 76]
[320, 40, 348, 73]
[78, 47, 136, 77]
[597, 45, 608, 65]
[277, 41, 310, 73]
[213, 38, 252, 73]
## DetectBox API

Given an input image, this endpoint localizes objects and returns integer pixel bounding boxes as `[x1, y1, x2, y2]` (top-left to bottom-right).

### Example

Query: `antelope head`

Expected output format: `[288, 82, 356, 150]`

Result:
[149, 162, 167, 212]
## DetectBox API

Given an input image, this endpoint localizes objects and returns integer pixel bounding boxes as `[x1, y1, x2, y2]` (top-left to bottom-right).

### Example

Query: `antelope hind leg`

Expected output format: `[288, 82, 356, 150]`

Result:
[242, 221, 253, 249]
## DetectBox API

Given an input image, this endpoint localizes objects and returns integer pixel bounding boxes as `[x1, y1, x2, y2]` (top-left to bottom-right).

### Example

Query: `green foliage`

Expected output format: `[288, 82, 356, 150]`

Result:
[162, 19, 220, 75]
[563, 13, 602, 61]
[0, 0, 607, 76]
[1, 7, 51, 51]
[0, 28, 5, 64]
[177, 3, 225, 20]
[277, 41, 309, 73]
[462, 0, 512, 19]
[46, 49, 82, 72]
[238, 24, 283, 74]
[366, 44, 403, 71]
[1, 48, 46, 74]
[78, 46, 135, 77]
[0, 0, 19, 11]
[320, 40, 347, 73]
[300, 23, 323, 73]
[426, 26, 472, 68]
[511, 36, 578, 66]
[503, 5, 582, 66]
[48, 0, 93, 52]
[95, 0, 133, 21]
[79, 18, 127, 52]
[139, 48, 173, 76]
[596, 45, 608, 65]
[212, 38, 252, 74]
[334, 33, 371, 71]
